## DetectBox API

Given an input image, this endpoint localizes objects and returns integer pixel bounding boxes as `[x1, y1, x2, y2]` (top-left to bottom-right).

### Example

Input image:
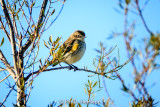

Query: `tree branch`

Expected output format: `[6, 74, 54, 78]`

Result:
[0, 74, 11, 83]
[0, 16, 10, 42]
[0, 49, 16, 81]
[135, 0, 153, 35]
[0, 0, 18, 74]
[0, 68, 24, 106]
[25, 65, 112, 81]
[21, 0, 48, 53]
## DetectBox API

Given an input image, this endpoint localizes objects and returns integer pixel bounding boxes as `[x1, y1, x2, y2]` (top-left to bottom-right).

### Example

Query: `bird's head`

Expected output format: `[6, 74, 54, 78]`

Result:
[71, 30, 86, 41]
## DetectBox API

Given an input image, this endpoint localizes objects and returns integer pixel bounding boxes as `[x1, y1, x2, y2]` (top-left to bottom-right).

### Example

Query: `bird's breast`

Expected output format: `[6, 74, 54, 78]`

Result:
[64, 42, 86, 64]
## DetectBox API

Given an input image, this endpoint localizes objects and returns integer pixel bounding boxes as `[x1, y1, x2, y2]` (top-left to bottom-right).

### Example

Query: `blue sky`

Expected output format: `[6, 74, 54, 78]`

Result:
[0, 0, 160, 107]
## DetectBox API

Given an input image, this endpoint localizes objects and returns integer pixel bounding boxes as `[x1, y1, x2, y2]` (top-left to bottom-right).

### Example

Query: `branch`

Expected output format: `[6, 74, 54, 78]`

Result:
[135, 0, 153, 35]
[43, 2, 64, 32]
[17, 0, 33, 36]
[25, 65, 112, 81]
[0, 49, 16, 81]
[1, 61, 26, 106]
[21, 0, 48, 53]
[1, 71, 21, 105]
[0, 0, 18, 73]
[0, 74, 11, 83]
[0, 16, 10, 42]
[11, 12, 19, 38]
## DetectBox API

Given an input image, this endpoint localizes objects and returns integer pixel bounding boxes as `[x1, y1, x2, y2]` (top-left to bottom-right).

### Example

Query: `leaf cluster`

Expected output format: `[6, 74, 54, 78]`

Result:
[150, 33, 160, 51]
[84, 80, 101, 101]
[44, 36, 63, 66]
[131, 96, 158, 107]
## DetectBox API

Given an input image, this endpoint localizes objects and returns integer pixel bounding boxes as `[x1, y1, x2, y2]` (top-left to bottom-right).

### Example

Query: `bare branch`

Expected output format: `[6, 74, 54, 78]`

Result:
[42, 2, 64, 32]
[22, 0, 48, 53]
[0, 102, 5, 107]
[0, 73, 11, 83]
[0, 49, 16, 81]
[135, 0, 153, 35]
[17, 0, 33, 35]
[1, 72, 22, 105]
[11, 13, 19, 38]
[0, 0, 18, 73]
[0, 16, 10, 42]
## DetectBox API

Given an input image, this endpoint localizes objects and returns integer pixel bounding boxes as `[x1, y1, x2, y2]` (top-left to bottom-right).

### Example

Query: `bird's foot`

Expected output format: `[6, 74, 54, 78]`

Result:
[72, 65, 78, 71]
[68, 65, 78, 71]
[68, 65, 73, 70]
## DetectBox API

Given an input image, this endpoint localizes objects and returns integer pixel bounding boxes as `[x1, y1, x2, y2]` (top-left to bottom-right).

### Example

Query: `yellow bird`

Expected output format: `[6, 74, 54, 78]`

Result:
[52, 30, 86, 69]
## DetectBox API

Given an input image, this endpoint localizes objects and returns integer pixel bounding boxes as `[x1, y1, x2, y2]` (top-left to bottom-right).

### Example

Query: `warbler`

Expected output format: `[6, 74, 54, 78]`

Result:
[52, 30, 86, 69]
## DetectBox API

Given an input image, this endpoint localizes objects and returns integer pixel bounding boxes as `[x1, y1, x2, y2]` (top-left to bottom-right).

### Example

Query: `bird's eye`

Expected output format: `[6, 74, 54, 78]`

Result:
[75, 35, 80, 38]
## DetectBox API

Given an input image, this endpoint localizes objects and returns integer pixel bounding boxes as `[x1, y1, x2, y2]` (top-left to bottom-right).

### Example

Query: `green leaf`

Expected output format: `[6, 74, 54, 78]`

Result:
[44, 41, 49, 49]
[38, 22, 44, 28]
[84, 88, 87, 94]
[47, 61, 50, 66]
[125, 0, 130, 5]
[94, 49, 101, 53]
[31, 1, 36, 8]
[106, 98, 110, 107]
[88, 80, 90, 85]
[92, 81, 98, 88]
[0, 37, 4, 47]
[14, 4, 16, 10]
[51, 9, 55, 15]
[84, 83, 89, 88]
[91, 94, 95, 99]
[95, 89, 102, 93]
[50, 49, 53, 55]
[51, 52, 56, 58]
[54, 43, 59, 50]
[16, 15, 19, 20]
[42, 9, 45, 16]
[54, 37, 61, 45]
[49, 36, 52, 43]
[121, 84, 129, 92]
[77, 103, 81, 107]
[31, 24, 35, 28]
[25, 1, 29, 7]
[47, 41, 51, 46]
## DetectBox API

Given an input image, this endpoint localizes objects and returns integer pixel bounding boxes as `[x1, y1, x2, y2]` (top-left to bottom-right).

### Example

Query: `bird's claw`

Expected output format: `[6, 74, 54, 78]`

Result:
[68, 65, 73, 70]
[73, 65, 78, 71]
[68, 65, 78, 71]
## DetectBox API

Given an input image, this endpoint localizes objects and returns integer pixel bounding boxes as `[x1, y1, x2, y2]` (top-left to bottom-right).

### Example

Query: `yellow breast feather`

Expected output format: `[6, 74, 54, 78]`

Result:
[70, 42, 79, 53]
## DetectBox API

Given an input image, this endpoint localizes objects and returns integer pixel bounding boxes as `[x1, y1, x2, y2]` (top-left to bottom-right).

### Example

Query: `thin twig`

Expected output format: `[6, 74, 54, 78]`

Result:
[0, 74, 11, 83]
[21, 0, 48, 53]
[0, 49, 16, 80]
[135, 0, 153, 35]
[0, 16, 10, 42]
[43, 2, 64, 32]
[102, 76, 116, 107]
[1, 68, 24, 105]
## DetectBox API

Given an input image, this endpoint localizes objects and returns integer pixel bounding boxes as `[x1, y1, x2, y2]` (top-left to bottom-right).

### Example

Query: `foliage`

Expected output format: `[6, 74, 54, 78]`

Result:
[131, 96, 158, 107]
[84, 80, 101, 101]
[107, 0, 160, 106]
[0, 0, 65, 106]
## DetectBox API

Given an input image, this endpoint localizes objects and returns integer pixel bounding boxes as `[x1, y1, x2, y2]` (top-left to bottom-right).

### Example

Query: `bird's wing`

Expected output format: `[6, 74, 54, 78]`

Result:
[63, 39, 78, 54]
